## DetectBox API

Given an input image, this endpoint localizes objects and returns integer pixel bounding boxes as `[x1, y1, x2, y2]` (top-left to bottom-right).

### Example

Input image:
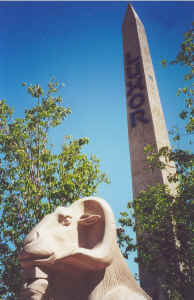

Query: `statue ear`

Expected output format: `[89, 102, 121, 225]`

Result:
[78, 214, 101, 227]
[78, 202, 105, 250]
[74, 197, 117, 270]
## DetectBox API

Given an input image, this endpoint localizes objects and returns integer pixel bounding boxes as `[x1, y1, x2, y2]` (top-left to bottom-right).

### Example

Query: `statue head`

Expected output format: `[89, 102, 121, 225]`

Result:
[19, 197, 117, 272]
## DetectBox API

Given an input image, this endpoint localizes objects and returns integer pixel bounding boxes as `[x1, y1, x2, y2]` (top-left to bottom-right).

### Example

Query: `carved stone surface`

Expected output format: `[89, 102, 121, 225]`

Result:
[19, 197, 151, 300]
[122, 5, 176, 299]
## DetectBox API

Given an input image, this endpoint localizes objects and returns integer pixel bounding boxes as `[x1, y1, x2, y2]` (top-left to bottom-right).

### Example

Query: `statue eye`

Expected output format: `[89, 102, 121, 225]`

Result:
[58, 214, 72, 226]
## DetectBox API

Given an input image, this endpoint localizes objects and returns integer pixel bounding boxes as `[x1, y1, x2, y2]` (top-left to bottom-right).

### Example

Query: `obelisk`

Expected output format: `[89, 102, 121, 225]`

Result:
[122, 4, 176, 300]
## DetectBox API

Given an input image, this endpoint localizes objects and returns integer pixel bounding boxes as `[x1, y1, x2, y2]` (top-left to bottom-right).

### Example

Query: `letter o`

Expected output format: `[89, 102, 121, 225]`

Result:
[129, 93, 145, 109]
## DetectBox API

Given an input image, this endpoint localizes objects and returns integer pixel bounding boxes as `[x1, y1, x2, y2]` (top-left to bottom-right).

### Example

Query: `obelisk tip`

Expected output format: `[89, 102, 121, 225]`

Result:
[126, 3, 143, 24]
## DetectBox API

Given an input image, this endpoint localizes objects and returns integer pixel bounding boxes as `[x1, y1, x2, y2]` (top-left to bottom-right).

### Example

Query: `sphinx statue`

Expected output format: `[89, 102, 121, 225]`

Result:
[19, 197, 151, 300]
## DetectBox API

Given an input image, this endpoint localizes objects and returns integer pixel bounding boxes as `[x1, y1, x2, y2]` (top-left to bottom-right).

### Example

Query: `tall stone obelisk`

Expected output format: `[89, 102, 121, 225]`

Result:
[122, 5, 176, 300]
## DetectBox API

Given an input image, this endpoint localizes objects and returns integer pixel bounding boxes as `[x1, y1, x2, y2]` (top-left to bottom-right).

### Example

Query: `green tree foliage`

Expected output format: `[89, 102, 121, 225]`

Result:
[0, 79, 109, 299]
[163, 21, 194, 136]
[118, 24, 194, 299]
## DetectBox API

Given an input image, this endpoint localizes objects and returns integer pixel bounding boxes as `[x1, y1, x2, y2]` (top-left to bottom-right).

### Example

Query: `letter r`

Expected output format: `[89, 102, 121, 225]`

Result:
[130, 109, 149, 128]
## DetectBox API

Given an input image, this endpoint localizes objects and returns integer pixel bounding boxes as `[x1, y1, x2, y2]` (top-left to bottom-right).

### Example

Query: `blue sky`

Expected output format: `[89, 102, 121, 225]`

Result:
[0, 1, 193, 276]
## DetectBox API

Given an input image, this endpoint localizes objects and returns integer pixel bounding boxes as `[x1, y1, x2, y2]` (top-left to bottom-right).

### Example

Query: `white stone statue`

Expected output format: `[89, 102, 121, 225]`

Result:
[19, 197, 151, 300]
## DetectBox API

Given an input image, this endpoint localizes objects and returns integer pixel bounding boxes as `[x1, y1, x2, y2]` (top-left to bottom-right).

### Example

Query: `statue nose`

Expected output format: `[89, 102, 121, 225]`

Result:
[24, 230, 40, 246]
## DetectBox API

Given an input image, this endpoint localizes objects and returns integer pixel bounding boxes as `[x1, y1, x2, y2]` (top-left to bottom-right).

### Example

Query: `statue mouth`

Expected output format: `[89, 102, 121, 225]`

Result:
[19, 251, 55, 267]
